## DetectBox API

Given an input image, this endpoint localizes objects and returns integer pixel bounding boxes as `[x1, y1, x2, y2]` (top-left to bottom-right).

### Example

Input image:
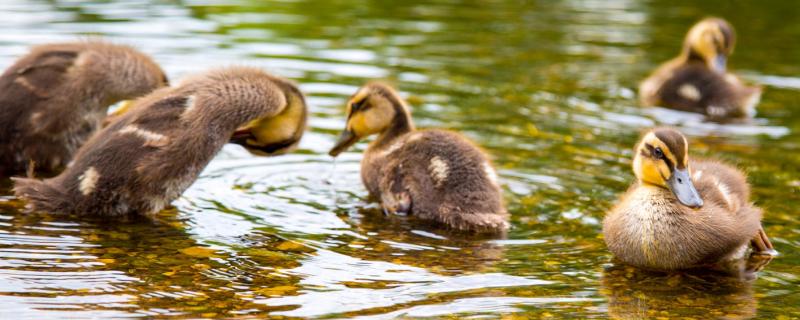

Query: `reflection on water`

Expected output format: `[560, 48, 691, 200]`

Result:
[601, 265, 756, 319]
[1, 0, 800, 318]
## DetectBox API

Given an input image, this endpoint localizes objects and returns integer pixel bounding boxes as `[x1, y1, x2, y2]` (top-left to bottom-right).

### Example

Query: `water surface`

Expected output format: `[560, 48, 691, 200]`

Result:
[0, 0, 799, 318]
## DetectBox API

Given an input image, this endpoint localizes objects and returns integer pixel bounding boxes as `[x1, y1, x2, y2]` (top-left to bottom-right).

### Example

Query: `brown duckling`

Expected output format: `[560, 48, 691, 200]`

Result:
[328, 83, 508, 233]
[13, 67, 307, 217]
[0, 41, 168, 177]
[603, 128, 774, 271]
[639, 18, 762, 120]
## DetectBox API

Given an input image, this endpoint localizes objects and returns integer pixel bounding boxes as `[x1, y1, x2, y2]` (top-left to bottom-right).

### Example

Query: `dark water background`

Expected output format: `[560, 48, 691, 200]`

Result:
[0, 0, 798, 318]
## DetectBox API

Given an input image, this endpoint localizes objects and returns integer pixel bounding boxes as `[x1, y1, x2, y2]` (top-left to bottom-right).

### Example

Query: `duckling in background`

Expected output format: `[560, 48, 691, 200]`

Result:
[639, 18, 762, 120]
[13, 67, 307, 217]
[328, 83, 508, 233]
[0, 41, 168, 177]
[603, 128, 774, 272]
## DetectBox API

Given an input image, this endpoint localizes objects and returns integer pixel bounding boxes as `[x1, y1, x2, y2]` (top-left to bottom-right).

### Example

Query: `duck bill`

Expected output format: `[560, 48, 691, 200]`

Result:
[231, 126, 254, 143]
[667, 169, 704, 208]
[329, 130, 358, 157]
[103, 100, 136, 127]
[110, 100, 136, 117]
[712, 55, 727, 73]
[229, 126, 298, 156]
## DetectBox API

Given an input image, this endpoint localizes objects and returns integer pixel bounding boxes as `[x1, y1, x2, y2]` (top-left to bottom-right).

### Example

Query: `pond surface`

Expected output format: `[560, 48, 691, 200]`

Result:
[1, 0, 799, 318]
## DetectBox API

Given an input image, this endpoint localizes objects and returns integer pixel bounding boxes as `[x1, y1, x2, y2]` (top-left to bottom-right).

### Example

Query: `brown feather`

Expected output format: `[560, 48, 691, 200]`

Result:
[0, 41, 167, 176]
[13, 67, 306, 217]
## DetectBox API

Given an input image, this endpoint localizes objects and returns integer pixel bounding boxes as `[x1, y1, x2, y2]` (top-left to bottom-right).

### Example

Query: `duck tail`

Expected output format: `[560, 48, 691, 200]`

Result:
[11, 177, 70, 214]
[439, 207, 510, 233]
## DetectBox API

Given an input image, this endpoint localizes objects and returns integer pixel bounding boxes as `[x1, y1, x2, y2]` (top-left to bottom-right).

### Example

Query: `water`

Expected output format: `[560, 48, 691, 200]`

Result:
[1, 0, 799, 318]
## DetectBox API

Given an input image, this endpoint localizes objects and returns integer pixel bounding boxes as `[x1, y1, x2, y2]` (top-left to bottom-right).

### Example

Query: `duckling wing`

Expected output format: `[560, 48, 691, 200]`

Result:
[691, 159, 750, 212]
[3, 50, 78, 98]
[692, 160, 772, 255]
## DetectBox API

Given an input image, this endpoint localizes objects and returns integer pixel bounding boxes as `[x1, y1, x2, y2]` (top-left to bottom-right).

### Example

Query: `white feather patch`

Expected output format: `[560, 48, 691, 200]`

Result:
[14, 77, 38, 93]
[707, 105, 726, 117]
[181, 95, 197, 119]
[714, 177, 733, 208]
[381, 140, 404, 157]
[119, 124, 169, 147]
[78, 167, 100, 196]
[678, 84, 701, 102]
[483, 161, 498, 185]
[429, 156, 449, 187]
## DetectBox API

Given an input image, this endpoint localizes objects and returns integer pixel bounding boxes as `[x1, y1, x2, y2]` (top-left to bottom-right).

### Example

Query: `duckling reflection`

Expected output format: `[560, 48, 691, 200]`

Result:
[336, 205, 506, 274]
[601, 264, 756, 319]
[639, 18, 761, 121]
[0, 41, 168, 177]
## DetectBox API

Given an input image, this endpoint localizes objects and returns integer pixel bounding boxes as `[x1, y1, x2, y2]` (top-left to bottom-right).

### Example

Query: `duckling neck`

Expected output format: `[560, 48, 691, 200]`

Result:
[681, 49, 710, 67]
[373, 113, 414, 149]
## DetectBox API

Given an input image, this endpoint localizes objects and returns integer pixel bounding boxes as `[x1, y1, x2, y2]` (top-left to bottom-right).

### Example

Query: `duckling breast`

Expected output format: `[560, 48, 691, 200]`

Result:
[604, 185, 749, 270]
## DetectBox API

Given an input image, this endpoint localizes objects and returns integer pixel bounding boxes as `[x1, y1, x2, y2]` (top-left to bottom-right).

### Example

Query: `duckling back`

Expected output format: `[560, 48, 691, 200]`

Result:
[363, 129, 508, 232]
[654, 64, 761, 119]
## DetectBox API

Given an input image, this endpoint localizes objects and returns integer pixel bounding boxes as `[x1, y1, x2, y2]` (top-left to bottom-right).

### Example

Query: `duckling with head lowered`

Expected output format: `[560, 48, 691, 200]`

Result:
[603, 128, 774, 272]
[639, 18, 761, 120]
[0, 41, 168, 177]
[13, 67, 307, 217]
[329, 83, 508, 233]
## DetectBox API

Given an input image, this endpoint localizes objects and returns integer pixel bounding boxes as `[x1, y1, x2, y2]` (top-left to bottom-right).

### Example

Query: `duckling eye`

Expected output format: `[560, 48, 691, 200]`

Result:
[654, 147, 665, 159]
[351, 100, 363, 112]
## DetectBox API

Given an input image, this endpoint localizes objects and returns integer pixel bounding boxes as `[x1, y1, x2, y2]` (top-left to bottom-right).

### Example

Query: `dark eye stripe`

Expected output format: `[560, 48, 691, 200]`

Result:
[644, 143, 675, 172]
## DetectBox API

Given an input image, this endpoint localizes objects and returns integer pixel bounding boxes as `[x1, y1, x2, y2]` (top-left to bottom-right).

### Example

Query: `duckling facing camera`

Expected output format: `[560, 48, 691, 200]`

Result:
[329, 83, 508, 233]
[13, 67, 307, 217]
[0, 41, 168, 177]
[603, 128, 774, 272]
[639, 18, 762, 120]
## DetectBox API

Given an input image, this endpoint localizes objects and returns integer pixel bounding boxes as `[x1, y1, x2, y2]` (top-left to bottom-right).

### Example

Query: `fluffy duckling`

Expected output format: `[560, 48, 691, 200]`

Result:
[603, 128, 774, 271]
[328, 83, 508, 233]
[0, 41, 168, 176]
[13, 67, 307, 217]
[639, 18, 761, 120]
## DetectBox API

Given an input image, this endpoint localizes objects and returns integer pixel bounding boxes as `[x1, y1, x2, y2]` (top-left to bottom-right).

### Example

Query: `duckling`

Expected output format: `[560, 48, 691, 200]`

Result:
[12, 67, 307, 217]
[639, 18, 762, 120]
[603, 128, 774, 271]
[0, 41, 168, 177]
[328, 83, 508, 232]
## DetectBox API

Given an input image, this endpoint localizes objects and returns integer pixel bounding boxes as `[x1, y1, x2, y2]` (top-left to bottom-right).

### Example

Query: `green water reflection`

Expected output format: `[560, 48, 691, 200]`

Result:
[0, 0, 798, 318]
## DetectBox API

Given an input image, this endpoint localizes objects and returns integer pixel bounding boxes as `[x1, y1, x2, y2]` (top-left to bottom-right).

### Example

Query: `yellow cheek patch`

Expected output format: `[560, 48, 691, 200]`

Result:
[244, 100, 304, 146]
[348, 113, 370, 136]
[636, 157, 667, 187]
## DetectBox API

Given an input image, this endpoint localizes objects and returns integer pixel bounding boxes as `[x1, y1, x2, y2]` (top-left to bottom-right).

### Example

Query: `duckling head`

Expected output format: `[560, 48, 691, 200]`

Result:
[683, 17, 736, 73]
[633, 128, 704, 208]
[329, 83, 412, 157]
[93, 43, 169, 105]
[230, 89, 308, 156]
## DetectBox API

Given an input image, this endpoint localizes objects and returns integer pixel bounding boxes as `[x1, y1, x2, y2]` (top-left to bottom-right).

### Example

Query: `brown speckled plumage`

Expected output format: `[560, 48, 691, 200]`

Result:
[13, 67, 306, 217]
[639, 18, 761, 120]
[603, 128, 772, 271]
[330, 83, 507, 233]
[0, 41, 167, 176]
